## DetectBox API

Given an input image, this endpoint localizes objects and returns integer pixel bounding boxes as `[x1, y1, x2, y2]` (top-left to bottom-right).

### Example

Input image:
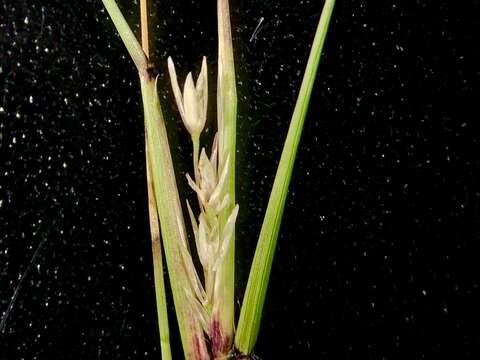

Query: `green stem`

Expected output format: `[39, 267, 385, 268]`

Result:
[214, 0, 237, 356]
[192, 136, 200, 182]
[141, 76, 209, 360]
[151, 243, 172, 360]
[101, 0, 147, 72]
[235, 0, 336, 354]
[100, 1, 209, 358]
[140, 1, 171, 357]
[146, 147, 172, 360]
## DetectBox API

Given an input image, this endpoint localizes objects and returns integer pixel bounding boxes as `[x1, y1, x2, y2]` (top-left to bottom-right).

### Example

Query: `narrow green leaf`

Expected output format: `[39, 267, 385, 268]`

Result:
[100, 0, 148, 73]
[235, 0, 336, 353]
[141, 77, 209, 360]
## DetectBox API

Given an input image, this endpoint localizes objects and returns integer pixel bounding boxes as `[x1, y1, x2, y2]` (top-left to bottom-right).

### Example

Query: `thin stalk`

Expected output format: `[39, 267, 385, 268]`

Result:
[140, 0, 149, 57]
[193, 136, 200, 182]
[141, 77, 210, 360]
[101, 1, 209, 358]
[140, 1, 171, 359]
[100, 0, 147, 72]
[146, 147, 172, 360]
[214, 0, 237, 356]
[235, 0, 336, 354]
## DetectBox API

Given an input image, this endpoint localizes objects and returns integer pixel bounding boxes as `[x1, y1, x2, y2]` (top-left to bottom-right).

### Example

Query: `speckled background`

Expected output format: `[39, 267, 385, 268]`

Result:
[1, 0, 480, 359]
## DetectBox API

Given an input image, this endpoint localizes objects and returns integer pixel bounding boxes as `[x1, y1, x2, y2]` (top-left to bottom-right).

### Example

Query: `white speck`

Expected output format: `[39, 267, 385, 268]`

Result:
[29, 96, 34, 103]
[15, 112, 21, 119]
[24, 17, 29, 24]
[12, 137, 16, 144]
[421, 289, 427, 296]
[249, 16, 265, 43]
[63, 162, 67, 168]
[0, 107, 4, 113]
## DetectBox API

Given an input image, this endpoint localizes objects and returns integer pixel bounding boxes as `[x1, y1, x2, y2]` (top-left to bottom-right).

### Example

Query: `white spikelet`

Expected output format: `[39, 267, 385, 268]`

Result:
[168, 56, 208, 139]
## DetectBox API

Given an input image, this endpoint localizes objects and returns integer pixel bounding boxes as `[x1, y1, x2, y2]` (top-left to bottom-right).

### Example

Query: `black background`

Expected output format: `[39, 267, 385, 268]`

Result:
[2, 0, 480, 359]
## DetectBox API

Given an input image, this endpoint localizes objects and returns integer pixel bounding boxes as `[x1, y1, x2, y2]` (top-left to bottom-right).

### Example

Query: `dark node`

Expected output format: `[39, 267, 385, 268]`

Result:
[146, 61, 158, 80]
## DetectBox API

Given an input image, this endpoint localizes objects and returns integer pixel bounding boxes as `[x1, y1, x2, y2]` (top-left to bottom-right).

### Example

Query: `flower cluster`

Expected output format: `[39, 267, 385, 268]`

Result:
[186, 141, 239, 307]
[168, 57, 239, 335]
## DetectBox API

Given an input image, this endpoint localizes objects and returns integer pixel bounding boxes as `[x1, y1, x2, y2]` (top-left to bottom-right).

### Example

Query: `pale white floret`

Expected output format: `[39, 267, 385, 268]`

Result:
[214, 204, 239, 271]
[168, 56, 208, 139]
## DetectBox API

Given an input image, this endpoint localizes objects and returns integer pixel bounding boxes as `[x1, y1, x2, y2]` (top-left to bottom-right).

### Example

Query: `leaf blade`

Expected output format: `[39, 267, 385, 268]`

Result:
[142, 77, 210, 359]
[235, 0, 336, 353]
[100, 0, 148, 72]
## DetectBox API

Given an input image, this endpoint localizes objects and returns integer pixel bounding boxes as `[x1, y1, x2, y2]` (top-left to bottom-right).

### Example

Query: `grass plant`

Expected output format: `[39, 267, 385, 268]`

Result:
[99, 0, 335, 358]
